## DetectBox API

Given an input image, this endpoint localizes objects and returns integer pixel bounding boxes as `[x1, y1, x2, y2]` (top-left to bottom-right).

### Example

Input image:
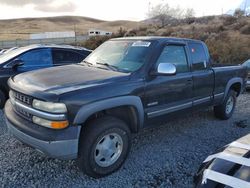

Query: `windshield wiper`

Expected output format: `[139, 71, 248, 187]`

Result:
[81, 60, 94, 66]
[82, 61, 128, 73]
[96, 62, 120, 71]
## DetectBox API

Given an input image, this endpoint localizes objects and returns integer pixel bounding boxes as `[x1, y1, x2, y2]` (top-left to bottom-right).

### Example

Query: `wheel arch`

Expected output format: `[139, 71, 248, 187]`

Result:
[224, 77, 243, 100]
[73, 96, 144, 134]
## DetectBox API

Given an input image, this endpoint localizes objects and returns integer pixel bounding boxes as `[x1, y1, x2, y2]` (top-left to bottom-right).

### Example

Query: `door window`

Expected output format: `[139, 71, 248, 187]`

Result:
[156, 45, 189, 73]
[52, 49, 84, 65]
[188, 43, 208, 71]
[18, 48, 52, 68]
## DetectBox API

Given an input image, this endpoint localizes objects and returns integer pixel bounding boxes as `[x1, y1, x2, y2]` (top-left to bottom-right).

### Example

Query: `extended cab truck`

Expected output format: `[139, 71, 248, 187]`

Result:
[4, 37, 247, 178]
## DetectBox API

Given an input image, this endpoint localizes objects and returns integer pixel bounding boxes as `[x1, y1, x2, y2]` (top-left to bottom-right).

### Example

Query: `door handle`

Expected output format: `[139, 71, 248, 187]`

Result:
[186, 79, 192, 85]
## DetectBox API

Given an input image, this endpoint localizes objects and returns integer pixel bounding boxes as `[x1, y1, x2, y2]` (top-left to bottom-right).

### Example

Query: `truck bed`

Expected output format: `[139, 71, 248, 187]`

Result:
[212, 65, 247, 96]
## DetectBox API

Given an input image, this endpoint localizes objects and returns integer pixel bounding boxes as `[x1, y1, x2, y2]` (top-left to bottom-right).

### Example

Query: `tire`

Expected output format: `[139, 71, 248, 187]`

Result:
[77, 116, 131, 178]
[214, 90, 237, 120]
[0, 90, 6, 109]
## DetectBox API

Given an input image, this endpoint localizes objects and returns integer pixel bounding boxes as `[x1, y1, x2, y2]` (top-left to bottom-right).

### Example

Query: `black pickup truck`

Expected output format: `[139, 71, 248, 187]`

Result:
[4, 37, 247, 178]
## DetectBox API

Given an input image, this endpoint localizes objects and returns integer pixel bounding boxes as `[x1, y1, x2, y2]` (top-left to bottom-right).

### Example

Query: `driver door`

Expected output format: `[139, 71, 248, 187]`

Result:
[145, 44, 193, 119]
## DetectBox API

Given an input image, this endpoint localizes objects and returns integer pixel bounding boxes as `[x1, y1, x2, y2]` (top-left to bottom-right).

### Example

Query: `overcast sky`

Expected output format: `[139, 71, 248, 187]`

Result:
[0, 0, 244, 21]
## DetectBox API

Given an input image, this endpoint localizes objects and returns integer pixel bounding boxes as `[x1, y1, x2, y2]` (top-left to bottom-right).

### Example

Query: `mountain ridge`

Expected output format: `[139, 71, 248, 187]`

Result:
[0, 16, 142, 40]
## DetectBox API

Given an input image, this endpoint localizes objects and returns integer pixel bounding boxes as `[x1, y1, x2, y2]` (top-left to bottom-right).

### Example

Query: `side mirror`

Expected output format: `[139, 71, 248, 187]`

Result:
[151, 63, 177, 76]
[11, 59, 24, 70]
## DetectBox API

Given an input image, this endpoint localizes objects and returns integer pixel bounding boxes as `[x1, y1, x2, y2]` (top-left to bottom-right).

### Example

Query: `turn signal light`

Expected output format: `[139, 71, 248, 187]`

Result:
[32, 116, 69, 129]
[51, 121, 69, 129]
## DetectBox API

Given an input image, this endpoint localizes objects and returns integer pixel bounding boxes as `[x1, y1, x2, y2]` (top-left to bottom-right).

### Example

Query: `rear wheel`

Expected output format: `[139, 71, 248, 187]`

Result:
[77, 116, 131, 178]
[214, 90, 236, 120]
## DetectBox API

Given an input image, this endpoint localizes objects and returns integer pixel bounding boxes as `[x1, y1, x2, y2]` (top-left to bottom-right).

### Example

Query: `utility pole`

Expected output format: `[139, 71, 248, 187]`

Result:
[244, 0, 247, 16]
[148, 1, 151, 13]
[74, 23, 77, 46]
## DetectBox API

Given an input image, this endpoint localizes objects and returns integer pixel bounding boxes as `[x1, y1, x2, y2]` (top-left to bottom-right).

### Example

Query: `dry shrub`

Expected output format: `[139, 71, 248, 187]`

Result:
[240, 25, 250, 34]
[206, 34, 250, 64]
[125, 29, 138, 36]
[79, 16, 250, 65]
[223, 16, 237, 26]
[80, 36, 111, 50]
[203, 25, 225, 33]
[233, 20, 248, 30]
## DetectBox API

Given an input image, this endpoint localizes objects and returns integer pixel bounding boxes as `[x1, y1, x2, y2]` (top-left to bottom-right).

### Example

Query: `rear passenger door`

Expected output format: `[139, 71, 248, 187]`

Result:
[52, 49, 84, 65]
[188, 42, 214, 106]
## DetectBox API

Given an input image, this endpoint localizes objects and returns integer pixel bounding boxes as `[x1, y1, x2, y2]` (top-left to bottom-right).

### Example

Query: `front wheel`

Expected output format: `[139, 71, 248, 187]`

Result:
[77, 116, 131, 178]
[0, 90, 6, 109]
[214, 90, 236, 120]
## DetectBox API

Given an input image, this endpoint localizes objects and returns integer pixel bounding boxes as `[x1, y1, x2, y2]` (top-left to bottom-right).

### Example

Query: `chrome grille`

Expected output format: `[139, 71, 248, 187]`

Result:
[9, 90, 33, 120]
[15, 104, 32, 119]
[10, 90, 32, 105]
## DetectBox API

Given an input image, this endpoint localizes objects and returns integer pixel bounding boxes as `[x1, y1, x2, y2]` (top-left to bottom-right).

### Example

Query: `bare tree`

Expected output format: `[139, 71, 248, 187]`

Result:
[147, 3, 172, 27]
[234, 8, 245, 18]
[185, 8, 195, 19]
[147, 2, 195, 27]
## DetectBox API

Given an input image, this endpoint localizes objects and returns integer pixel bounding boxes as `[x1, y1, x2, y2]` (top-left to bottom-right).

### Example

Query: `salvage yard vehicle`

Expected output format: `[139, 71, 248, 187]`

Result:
[242, 59, 250, 89]
[194, 133, 250, 188]
[0, 47, 19, 55]
[4, 37, 247, 178]
[0, 44, 91, 108]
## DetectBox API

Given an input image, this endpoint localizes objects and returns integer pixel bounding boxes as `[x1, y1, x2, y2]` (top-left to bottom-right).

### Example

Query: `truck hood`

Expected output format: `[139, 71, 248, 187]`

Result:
[13, 64, 130, 94]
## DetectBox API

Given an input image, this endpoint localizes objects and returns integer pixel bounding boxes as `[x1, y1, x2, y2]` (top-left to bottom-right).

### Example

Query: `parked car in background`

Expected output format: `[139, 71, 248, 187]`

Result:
[2, 47, 19, 55]
[0, 49, 7, 55]
[4, 37, 247, 178]
[0, 44, 91, 108]
[242, 59, 250, 89]
[194, 133, 250, 188]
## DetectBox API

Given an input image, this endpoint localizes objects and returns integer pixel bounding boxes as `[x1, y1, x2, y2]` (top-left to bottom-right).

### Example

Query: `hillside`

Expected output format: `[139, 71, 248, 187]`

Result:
[0, 16, 142, 40]
[0, 15, 249, 64]
[82, 15, 250, 65]
[129, 15, 250, 64]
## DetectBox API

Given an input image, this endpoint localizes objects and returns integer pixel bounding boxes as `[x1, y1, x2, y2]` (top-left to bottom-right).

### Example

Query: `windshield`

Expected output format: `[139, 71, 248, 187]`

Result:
[0, 46, 31, 64]
[83, 40, 152, 72]
[243, 59, 250, 67]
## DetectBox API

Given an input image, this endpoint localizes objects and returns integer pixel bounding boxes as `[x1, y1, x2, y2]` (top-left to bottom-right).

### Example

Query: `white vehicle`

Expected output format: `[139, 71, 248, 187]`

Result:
[88, 29, 112, 36]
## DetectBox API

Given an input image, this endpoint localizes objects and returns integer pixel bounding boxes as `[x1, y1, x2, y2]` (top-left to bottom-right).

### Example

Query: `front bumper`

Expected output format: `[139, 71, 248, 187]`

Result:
[5, 100, 79, 160]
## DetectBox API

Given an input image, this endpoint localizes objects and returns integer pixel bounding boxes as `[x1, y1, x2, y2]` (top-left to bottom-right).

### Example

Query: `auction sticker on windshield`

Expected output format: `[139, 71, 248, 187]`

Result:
[132, 41, 151, 47]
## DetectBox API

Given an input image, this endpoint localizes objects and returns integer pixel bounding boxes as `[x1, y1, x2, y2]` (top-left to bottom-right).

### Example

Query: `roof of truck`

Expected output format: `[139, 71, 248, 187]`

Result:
[112, 36, 203, 43]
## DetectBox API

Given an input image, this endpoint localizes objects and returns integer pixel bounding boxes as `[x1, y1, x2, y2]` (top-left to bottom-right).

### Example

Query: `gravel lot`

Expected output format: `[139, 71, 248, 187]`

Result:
[0, 93, 250, 188]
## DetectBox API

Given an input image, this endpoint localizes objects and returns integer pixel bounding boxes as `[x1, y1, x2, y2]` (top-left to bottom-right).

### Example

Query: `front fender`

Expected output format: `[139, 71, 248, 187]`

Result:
[73, 96, 144, 128]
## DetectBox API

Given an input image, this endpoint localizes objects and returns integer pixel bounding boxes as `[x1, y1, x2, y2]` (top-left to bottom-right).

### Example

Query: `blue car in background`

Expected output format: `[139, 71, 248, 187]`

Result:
[0, 44, 91, 107]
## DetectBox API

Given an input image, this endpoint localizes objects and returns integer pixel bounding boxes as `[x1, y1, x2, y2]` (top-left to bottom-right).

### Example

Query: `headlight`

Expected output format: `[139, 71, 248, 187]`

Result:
[33, 116, 69, 129]
[32, 99, 67, 113]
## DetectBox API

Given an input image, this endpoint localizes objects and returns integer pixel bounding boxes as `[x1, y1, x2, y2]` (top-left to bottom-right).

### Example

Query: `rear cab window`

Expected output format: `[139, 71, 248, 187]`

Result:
[188, 42, 209, 71]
